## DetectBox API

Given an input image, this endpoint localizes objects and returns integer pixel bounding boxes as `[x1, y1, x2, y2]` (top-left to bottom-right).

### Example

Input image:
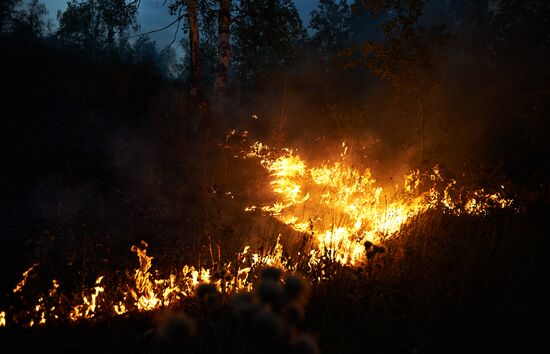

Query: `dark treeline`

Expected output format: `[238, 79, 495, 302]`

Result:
[1, 1, 549, 182]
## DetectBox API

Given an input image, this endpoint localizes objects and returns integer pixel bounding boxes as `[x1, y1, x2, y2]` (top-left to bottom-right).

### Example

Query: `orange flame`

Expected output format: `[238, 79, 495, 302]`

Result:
[1, 139, 513, 326]
[246, 141, 513, 266]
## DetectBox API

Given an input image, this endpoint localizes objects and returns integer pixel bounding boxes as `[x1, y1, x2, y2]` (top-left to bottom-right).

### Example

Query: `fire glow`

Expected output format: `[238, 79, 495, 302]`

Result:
[245, 141, 513, 266]
[0, 140, 513, 327]
[1, 237, 289, 327]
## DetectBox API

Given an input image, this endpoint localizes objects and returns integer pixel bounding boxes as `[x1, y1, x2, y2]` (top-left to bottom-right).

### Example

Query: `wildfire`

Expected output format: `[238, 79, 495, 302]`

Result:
[1, 235, 292, 326]
[245, 141, 513, 266]
[0, 138, 513, 327]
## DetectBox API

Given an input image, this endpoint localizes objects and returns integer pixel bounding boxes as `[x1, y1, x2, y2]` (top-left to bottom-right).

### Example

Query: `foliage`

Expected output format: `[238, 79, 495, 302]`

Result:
[0, 0, 23, 34]
[131, 36, 181, 79]
[56, 0, 139, 52]
[349, 0, 450, 93]
[1, 0, 48, 37]
[310, 0, 352, 56]
[232, 0, 307, 90]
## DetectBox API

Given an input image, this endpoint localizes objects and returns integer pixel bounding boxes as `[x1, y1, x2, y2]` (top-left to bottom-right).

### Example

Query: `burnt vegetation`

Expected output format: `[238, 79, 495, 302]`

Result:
[1, 0, 549, 353]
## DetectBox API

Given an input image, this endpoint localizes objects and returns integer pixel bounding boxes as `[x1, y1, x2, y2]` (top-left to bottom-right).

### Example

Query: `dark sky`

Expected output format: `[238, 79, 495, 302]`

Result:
[45, 0, 319, 51]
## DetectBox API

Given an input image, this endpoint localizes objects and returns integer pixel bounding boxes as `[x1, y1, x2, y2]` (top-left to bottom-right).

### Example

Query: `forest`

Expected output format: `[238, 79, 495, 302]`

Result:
[0, 0, 549, 353]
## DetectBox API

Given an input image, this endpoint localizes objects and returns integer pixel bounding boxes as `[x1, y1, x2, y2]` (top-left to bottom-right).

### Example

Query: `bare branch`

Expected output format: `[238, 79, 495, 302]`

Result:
[128, 14, 185, 38]
[168, 7, 184, 47]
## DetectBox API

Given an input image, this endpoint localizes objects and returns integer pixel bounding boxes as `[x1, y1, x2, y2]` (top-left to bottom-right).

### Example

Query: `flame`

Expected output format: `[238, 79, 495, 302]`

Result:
[130, 241, 162, 311]
[1, 139, 513, 327]
[13, 263, 38, 294]
[246, 141, 513, 266]
[2, 235, 291, 326]
[70, 276, 105, 321]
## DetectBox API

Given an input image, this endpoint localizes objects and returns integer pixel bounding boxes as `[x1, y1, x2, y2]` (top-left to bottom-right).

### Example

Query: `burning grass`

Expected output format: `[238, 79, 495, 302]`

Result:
[0, 134, 516, 329]
[243, 138, 513, 268]
[1, 207, 546, 354]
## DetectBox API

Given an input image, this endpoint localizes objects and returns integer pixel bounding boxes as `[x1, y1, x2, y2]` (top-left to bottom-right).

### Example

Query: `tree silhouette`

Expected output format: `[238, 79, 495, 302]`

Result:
[1, 0, 48, 37]
[57, 0, 138, 52]
[233, 0, 306, 91]
[310, 0, 352, 62]
[349, 0, 450, 162]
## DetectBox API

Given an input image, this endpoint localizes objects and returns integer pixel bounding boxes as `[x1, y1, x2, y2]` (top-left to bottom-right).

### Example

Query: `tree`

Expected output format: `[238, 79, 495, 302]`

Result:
[131, 36, 179, 78]
[350, 0, 449, 162]
[1, 0, 48, 38]
[56, 0, 95, 49]
[233, 0, 306, 91]
[310, 0, 352, 61]
[57, 0, 138, 52]
[168, 0, 202, 94]
[198, 0, 219, 86]
[486, 0, 550, 177]
[13, 0, 48, 37]
[187, 0, 201, 93]
[1, 0, 22, 34]
[213, 0, 232, 95]
[163, 0, 232, 95]
[132, 35, 158, 63]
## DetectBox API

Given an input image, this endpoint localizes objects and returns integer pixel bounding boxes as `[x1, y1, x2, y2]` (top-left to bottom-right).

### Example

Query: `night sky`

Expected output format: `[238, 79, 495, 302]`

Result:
[44, 0, 319, 50]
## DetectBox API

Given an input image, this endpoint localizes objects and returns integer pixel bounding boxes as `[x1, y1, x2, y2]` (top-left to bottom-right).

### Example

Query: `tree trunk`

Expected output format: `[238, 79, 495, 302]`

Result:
[214, 0, 231, 95]
[187, 0, 201, 94]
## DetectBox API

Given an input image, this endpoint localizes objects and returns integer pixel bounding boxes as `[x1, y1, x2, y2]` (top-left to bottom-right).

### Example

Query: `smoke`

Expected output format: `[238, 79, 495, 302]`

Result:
[225, 0, 550, 190]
